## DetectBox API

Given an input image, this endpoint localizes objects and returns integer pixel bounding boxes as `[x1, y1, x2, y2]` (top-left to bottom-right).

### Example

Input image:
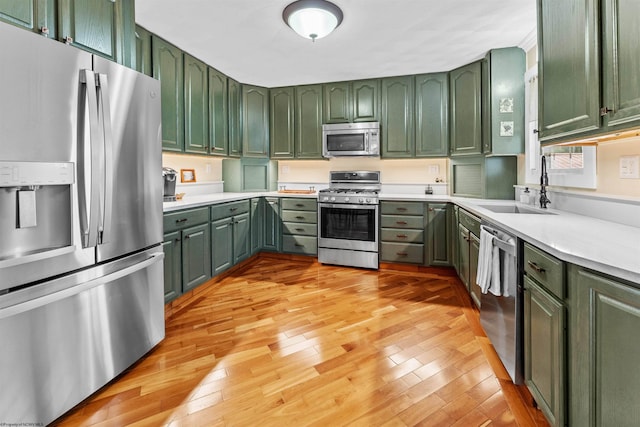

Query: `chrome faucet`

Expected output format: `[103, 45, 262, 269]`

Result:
[539, 155, 551, 209]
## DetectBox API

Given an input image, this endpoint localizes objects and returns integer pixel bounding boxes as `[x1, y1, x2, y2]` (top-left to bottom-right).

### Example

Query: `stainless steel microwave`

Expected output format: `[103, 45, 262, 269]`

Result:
[322, 122, 380, 157]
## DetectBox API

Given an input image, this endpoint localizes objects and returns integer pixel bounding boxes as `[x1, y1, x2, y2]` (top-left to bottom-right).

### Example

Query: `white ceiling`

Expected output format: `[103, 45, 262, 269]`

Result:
[135, 0, 537, 88]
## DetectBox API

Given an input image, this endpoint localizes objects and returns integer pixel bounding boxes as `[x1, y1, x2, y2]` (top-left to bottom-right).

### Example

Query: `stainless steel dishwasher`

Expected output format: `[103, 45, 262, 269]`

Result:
[478, 222, 523, 385]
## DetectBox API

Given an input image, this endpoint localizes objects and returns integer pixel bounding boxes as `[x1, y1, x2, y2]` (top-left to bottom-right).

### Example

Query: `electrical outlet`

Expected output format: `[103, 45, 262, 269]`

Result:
[619, 155, 639, 179]
[205, 163, 211, 174]
[282, 165, 290, 174]
[428, 164, 440, 175]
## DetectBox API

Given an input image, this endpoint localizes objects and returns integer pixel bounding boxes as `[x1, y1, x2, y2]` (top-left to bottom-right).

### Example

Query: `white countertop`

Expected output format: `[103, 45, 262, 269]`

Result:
[163, 192, 640, 284]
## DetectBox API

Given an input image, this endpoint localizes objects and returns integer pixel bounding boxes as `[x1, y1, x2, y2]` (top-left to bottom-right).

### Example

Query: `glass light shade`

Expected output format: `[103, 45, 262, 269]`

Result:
[283, 0, 343, 41]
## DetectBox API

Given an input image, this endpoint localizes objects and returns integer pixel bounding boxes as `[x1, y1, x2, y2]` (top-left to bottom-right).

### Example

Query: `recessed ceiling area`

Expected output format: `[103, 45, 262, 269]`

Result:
[135, 0, 537, 88]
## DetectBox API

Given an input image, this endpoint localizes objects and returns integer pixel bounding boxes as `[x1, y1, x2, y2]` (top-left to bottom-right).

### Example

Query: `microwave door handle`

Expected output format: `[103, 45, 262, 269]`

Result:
[96, 73, 113, 245]
[77, 69, 101, 248]
[364, 132, 369, 151]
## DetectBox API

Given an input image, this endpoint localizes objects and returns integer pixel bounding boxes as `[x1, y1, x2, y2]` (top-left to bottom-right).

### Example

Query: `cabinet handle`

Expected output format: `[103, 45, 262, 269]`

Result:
[295, 228, 305, 232]
[295, 216, 305, 220]
[40, 26, 49, 36]
[527, 261, 546, 274]
[184, 235, 190, 240]
[396, 221, 407, 225]
[532, 129, 540, 134]
[396, 207, 407, 211]
[600, 107, 613, 116]
[396, 252, 408, 257]
[295, 204, 305, 207]
[176, 218, 188, 223]
[174, 238, 180, 243]
[229, 207, 237, 212]
[294, 243, 305, 247]
[396, 234, 408, 238]
[428, 208, 434, 212]
[63, 36, 73, 44]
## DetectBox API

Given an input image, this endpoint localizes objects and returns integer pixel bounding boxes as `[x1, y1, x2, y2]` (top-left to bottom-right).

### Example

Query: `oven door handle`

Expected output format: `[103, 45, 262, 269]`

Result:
[318, 203, 378, 210]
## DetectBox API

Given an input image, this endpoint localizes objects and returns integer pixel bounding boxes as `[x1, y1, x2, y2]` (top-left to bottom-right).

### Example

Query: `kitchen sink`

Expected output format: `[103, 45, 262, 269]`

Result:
[477, 204, 556, 215]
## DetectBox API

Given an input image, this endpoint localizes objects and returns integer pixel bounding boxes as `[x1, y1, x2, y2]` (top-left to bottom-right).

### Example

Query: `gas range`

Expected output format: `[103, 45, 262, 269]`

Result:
[318, 171, 381, 205]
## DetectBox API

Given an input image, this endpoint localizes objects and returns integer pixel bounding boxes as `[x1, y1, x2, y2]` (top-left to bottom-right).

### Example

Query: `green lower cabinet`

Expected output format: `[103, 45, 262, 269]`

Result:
[468, 232, 480, 308]
[263, 197, 281, 251]
[233, 212, 251, 263]
[426, 203, 451, 266]
[457, 224, 471, 292]
[211, 217, 233, 275]
[380, 201, 424, 264]
[250, 198, 263, 255]
[524, 275, 565, 427]
[568, 265, 640, 427]
[162, 230, 182, 303]
[280, 198, 317, 256]
[181, 223, 211, 292]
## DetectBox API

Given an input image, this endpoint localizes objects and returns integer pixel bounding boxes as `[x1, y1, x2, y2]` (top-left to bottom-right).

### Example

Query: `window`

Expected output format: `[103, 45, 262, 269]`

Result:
[524, 66, 597, 189]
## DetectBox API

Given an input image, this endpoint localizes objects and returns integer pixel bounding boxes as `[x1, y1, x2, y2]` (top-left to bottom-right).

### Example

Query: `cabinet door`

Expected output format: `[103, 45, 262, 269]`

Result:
[381, 76, 415, 158]
[228, 78, 242, 157]
[208, 67, 228, 156]
[426, 204, 450, 266]
[152, 36, 184, 152]
[415, 73, 449, 157]
[162, 231, 182, 303]
[295, 85, 323, 159]
[457, 224, 470, 291]
[469, 232, 481, 308]
[270, 87, 295, 158]
[242, 85, 269, 158]
[0, 0, 56, 36]
[537, 0, 600, 142]
[182, 223, 211, 292]
[135, 25, 151, 76]
[233, 212, 251, 264]
[450, 61, 482, 155]
[263, 198, 281, 251]
[184, 54, 209, 154]
[524, 276, 565, 427]
[352, 79, 379, 122]
[58, 0, 126, 63]
[569, 266, 640, 427]
[602, 0, 640, 130]
[323, 81, 351, 124]
[250, 198, 263, 255]
[211, 217, 233, 275]
[452, 206, 460, 274]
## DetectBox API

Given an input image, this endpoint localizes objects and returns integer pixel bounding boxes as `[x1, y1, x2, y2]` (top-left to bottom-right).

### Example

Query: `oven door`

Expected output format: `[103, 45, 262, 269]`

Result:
[318, 203, 378, 252]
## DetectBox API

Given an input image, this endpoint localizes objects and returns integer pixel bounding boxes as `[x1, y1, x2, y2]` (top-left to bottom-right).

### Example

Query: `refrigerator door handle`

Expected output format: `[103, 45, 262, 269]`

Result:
[96, 73, 113, 245]
[77, 69, 103, 248]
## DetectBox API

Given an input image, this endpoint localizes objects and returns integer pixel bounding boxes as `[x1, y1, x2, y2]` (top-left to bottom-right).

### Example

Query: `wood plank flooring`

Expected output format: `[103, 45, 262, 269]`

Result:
[53, 255, 550, 426]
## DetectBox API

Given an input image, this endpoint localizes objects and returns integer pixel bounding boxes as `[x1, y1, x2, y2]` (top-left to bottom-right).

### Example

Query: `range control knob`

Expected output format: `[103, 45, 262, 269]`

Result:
[358, 198, 364, 204]
[365, 198, 371, 204]
[322, 196, 329, 201]
[344, 197, 350, 202]
[330, 196, 336, 202]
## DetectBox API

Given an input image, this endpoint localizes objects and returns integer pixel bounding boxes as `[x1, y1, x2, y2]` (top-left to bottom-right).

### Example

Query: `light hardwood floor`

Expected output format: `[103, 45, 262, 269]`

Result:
[53, 254, 549, 426]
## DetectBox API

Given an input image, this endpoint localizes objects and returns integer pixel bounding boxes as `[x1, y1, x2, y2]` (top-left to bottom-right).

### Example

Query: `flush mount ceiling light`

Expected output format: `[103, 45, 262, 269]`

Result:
[283, 0, 343, 42]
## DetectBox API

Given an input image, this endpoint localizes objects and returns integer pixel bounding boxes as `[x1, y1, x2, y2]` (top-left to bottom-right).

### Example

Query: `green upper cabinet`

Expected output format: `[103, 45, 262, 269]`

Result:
[208, 67, 228, 156]
[152, 35, 184, 152]
[449, 60, 483, 156]
[0, 0, 56, 37]
[601, 0, 640, 132]
[352, 79, 380, 122]
[270, 86, 295, 158]
[228, 78, 242, 157]
[184, 54, 209, 155]
[58, 0, 135, 67]
[415, 73, 449, 157]
[323, 80, 379, 124]
[295, 84, 324, 159]
[483, 48, 525, 155]
[242, 85, 269, 158]
[537, 0, 600, 143]
[381, 76, 415, 158]
[134, 25, 151, 76]
[323, 82, 351, 124]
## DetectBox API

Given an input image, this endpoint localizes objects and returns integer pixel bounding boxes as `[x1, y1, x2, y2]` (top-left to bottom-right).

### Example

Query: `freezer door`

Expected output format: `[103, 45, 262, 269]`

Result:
[0, 249, 164, 425]
[0, 23, 95, 290]
[93, 56, 163, 262]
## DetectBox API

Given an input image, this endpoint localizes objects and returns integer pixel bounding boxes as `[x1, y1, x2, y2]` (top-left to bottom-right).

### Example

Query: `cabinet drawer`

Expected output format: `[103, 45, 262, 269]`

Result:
[524, 243, 565, 299]
[381, 242, 424, 264]
[164, 207, 209, 233]
[210, 200, 250, 221]
[459, 209, 481, 236]
[381, 201, 424, 216]
[380, 228, 424, 243]
[282, 222, 317, 236]
[281, 198, 317, 211]
[282, 235, 317, 255]
[281, 210, 317, 224]
[380, 214, 424, 229]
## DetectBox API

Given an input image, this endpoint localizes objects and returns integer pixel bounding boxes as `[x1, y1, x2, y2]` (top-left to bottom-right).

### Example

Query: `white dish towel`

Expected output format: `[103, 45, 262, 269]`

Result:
[476, 227, 501, 295]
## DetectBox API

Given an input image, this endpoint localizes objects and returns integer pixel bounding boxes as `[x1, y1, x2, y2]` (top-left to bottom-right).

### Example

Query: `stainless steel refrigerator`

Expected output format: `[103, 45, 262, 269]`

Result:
[0, 23, 164, 425]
